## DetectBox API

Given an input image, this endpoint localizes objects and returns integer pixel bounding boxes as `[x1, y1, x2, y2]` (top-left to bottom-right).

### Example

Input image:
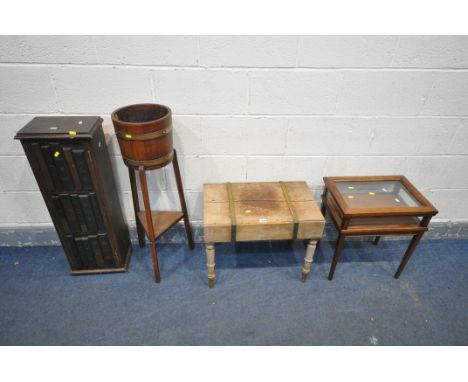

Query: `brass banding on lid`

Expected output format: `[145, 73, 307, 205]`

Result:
[280, 181, 299, 239]
[226, 182, 237, 242]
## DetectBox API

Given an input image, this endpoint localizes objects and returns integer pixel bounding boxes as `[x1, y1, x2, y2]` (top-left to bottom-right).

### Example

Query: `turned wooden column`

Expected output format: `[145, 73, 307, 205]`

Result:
[301, 240, 318, 282]
[205, 243, 216, 288]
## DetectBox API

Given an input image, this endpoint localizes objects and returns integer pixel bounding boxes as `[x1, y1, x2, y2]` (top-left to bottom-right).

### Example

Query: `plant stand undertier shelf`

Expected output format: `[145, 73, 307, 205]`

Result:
[136, 211, 185, 241]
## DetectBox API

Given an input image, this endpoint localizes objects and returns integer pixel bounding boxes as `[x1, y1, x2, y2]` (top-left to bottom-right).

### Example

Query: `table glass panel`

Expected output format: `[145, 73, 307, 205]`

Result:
[335, 180, 421, 209]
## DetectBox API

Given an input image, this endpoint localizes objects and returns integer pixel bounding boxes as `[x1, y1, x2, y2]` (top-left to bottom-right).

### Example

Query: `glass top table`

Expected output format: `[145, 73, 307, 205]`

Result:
[335, 180, 421, 209]
[321, 175, 438, 280]
[324, 176, 436, 216]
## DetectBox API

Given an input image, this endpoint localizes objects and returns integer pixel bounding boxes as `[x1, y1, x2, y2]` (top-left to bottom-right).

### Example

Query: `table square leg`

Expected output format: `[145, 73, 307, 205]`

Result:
[328, 234, 346, 281]
[394, 233, 424, 278]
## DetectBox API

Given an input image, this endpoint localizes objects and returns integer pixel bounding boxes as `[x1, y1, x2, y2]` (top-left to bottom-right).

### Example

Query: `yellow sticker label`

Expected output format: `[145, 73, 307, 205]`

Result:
[125, 133, 132, 139]
[369, 192, 376, 196]
[347, 195, 354, 199]
[68, 130, 77, 135]
[54, 151, 60, 158]
[347, 186, 355, 190]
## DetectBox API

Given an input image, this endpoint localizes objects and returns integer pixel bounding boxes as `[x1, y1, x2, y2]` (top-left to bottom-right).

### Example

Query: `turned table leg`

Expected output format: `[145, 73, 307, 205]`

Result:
[206, 243, 215, 288]
[301, 240, 317, 282]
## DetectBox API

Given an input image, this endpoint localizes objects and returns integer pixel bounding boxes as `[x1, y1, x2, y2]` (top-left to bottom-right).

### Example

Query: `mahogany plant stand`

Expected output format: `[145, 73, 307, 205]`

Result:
[128, 150, 194, 283]
[111, 103, 194, 283]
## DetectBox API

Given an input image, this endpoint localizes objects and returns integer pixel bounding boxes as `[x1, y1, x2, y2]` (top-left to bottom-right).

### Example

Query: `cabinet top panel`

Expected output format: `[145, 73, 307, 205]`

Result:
[15, 116, 102, 140]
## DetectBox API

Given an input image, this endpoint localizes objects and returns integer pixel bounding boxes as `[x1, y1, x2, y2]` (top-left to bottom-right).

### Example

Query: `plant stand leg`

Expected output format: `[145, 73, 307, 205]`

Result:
[129, 167, 146, 248]
[139, 166, 161, 283]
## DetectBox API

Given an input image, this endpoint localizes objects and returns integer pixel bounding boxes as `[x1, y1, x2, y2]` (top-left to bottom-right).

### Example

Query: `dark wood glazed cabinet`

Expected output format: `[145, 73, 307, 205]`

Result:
[15, 116, 132, 274]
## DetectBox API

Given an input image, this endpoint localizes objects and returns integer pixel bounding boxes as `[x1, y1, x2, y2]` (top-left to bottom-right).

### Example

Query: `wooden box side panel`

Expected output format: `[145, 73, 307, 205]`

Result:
[204, 225, 232, 243]
[297, 221, 325, 239]
[294, 201, 325, 223]
[236, 223, 293, 241]
[204, 201, 231, 242]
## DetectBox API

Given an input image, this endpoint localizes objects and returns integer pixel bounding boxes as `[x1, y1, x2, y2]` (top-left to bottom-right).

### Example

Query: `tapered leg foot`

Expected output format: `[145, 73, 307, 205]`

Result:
[394, 233, 423, 279]
[328, 234, 345, 281]
[206, 243, 215, 288]
[149, 240, 161, 283]
[301, 240, 317, 283]
[188, 239, 195, 251]
[150, 240, 161, 283]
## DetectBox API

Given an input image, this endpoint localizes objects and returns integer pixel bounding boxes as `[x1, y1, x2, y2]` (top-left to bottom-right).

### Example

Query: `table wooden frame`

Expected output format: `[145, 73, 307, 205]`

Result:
[321, 175, 438, 280]
[203, 182, 325, 288]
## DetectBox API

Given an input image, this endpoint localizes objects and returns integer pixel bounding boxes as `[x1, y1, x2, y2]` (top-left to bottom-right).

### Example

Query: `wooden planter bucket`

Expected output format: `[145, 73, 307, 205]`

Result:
[111, 103, 173, 170]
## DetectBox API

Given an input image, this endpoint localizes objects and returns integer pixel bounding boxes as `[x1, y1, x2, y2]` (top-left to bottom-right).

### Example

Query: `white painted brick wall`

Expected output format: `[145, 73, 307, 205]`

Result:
[199, 36, 298, 68]
[93, 36, 199, 66]
[249, 71, 468, 115]
[1, 36, 467, 230]
[153, 69, 250, 114]
[297, 36, 468, 68]
[0, 66, 59, 113]
[50, 66, 153, 113]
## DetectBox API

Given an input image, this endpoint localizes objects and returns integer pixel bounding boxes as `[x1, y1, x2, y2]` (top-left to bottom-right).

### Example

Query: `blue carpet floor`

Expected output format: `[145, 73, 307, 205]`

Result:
[0, 239, 467, 345]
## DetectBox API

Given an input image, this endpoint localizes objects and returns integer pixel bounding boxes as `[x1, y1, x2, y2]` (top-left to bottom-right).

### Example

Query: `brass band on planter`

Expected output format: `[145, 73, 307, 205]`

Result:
[116, 125, 172, 141]
[122, 151, 174, 168]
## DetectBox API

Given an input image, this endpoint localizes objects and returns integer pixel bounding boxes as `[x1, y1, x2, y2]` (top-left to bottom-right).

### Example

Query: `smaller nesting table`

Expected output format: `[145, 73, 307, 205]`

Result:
[321, 175, 438, 280]
[203, 182, 325, 287]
